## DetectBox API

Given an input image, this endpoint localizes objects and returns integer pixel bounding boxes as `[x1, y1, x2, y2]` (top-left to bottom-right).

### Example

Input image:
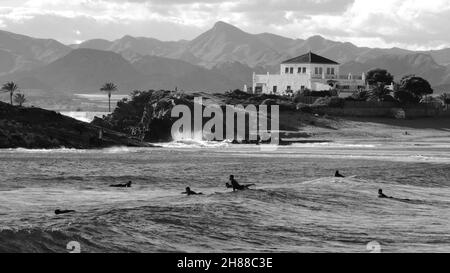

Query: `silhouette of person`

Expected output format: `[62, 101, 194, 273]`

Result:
[378, 189, 392, 199]
[182, 187, 202, 196]
[335, 170, 345, 178]
[110, 181, 132, 188]
[226, 175, 255, 191]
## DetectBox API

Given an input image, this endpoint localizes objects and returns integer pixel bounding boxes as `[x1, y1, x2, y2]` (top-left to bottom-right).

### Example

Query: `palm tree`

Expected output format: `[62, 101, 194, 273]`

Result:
[100, 82, 118, 112]
[14, 93, 26, 107]
[1, 81, 19, 105]
[368, 83, 391, 101]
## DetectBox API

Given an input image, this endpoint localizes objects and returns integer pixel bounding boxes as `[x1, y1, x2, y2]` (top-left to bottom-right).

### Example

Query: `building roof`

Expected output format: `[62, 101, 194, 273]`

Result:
[282, 52, 339, 65]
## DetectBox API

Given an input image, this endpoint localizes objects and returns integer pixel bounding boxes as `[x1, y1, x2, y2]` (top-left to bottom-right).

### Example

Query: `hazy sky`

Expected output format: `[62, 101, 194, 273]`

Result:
[0, 0, 449, 50]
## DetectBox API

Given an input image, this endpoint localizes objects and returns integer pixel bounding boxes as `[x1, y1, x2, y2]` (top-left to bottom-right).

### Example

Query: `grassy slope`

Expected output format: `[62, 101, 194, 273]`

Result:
[0, 101, 151, 149]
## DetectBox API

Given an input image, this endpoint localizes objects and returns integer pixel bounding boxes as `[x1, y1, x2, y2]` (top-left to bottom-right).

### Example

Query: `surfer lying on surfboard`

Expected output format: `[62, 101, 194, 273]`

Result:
[55, 209, 76, 215]
[378, 189, 411, 202]
[182, 187, 203, 196]
[110, 181, 132, 188]
[378, 189, 392, 199]
[226, 175, 255, 191]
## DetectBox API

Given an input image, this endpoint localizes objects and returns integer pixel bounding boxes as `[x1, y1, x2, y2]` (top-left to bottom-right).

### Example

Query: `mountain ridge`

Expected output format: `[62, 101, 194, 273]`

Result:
[1, 22, 450, 94]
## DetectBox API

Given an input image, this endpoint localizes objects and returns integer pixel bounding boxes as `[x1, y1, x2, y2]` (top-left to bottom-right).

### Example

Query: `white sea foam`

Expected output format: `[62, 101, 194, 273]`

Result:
[291, 142, 378, 148]
[3, 148, 83, 153]
[157, 139, 231, 148]
[60, 111, 108, 123]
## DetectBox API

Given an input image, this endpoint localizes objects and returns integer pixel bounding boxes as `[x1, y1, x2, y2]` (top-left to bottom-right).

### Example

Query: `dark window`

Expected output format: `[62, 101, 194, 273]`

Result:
[273, 86, 277, 93]
[287, 86, 291, 91]
[290, 67, 294, 74]
[285, 67, 289, 74]
[298, 67, 301, 74]
[303, 67, 306, 73]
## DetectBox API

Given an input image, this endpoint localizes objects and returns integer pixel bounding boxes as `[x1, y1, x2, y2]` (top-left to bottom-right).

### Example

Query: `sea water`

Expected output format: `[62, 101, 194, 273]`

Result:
[0, 142, 449, 253]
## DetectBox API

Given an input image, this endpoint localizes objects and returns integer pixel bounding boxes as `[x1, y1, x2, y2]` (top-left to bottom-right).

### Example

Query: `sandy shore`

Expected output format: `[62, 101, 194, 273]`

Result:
[281, 114, 450, 145]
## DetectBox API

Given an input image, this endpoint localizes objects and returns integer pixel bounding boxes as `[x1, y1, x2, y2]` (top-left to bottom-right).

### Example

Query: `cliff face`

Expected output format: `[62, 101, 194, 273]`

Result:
[92, 90, 196, 142]
[92, 90, 297, 142]
[0, 101, 150, 149]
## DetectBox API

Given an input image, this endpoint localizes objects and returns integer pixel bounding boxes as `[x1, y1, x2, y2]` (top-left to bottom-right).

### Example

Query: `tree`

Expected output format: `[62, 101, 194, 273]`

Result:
[397, 75, 433, 103]
[394, 90, 420, 104]
[365, 69, 394, 101]
[368, 83, 391, 101]
[14, 93, 26, 106]
[100, 82, 118, 112]
[366, 69, 394, 87]
[1, 81, 19, 105]
[438, 93, 450, 109]
[439, 93, 450, 105]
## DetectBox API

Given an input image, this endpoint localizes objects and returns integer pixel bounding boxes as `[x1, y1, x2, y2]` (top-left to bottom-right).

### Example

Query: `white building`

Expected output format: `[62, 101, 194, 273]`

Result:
[252, 52, 367, 96]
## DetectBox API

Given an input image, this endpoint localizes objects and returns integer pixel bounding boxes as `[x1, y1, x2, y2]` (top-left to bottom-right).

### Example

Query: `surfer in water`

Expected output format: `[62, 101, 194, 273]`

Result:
[378, 189, 412, 202]
[226, 175, 255, 191]
[378, 189, 393, 199]
[110, 181, 132, 188]
[335, 170, 345, 178]
[182, 187, 203, 196]
[55, 209, 76, 215]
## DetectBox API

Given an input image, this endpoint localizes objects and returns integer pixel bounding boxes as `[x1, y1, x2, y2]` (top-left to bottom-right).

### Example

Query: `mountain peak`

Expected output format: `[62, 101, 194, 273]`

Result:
[212, 21, 242, 33]
[307, 35, 326, 41]
[120, 35, 137, 42]
[214, 21, 231, 27]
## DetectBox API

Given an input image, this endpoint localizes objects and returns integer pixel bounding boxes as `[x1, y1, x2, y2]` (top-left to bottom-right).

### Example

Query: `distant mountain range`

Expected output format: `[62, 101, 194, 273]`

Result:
[1, 21, 450, 94]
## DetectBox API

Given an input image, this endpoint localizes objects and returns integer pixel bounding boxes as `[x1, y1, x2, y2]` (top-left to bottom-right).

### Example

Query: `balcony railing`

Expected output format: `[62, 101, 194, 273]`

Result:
[338, 75, 363, 80]
[312, 74, 340, 80]
[255, 73, 364, 82]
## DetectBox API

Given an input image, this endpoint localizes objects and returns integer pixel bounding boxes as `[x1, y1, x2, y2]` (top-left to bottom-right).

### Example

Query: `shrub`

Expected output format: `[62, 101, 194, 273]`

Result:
[309, 90, 333, 97]
[346, 90, 369, 101]
[381, 95, 398, 103]
[261, 99, 277, 106]
[313, 97, 345, 108]
[394, 90, 420, 104]
[296, 103, 313, 113]
[226, 89, 253, 100]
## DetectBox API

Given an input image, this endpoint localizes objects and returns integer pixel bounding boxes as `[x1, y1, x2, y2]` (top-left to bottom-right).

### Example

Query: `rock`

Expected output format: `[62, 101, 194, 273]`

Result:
[0, 101, 152, 149]
[92, 90, 304, 142]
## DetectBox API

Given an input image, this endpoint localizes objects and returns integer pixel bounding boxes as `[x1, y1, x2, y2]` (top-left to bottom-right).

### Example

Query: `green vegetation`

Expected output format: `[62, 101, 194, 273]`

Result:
[366, 69, 394, 87]
[394, 75, 434, 104]
[365, 69, 394, 102]
[439, 93, 450, 105]
[0, 101, 150, 149]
